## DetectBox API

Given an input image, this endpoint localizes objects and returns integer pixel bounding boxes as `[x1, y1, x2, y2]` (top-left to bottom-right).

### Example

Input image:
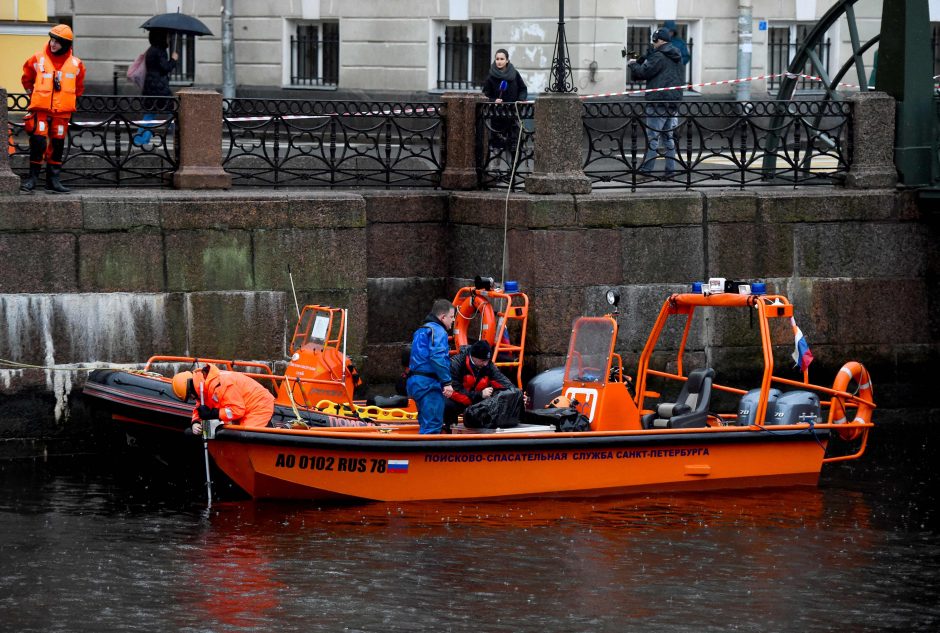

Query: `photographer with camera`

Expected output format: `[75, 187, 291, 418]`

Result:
[627, 28, 684, 180]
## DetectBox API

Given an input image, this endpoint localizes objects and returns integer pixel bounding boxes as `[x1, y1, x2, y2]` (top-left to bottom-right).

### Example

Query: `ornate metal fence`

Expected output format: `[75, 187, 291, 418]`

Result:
[477, 101, 535, 190]
[221, 99, 444, 188]
[580, 99, 850, 189]
[6, 94, 178, 188]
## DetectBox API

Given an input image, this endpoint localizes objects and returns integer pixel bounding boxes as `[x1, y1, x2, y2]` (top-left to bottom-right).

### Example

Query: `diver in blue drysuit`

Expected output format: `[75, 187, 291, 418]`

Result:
[406, 299, 455, 434]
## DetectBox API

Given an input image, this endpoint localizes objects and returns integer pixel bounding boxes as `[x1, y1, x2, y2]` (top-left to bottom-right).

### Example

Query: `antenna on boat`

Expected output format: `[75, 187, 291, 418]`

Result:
[287, 264, 301, 319]
[341, 308, 348, 381]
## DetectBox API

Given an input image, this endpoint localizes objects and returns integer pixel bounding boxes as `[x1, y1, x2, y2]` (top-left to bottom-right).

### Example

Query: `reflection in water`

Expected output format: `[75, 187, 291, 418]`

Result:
[0, 421, 938, 632]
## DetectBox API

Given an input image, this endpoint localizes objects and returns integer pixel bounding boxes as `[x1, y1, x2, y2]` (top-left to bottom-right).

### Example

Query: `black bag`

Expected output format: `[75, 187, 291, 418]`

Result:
[523, 406, 592, 432]
[463, 389, 523, 429]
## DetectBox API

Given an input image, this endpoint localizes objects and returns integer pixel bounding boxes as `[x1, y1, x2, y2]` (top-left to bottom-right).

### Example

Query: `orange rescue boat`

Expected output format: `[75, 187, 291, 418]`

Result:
[206, 285, 875, 502]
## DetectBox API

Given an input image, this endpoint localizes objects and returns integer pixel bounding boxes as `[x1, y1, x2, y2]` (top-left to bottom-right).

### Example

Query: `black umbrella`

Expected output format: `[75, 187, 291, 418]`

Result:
[140, 12, 212, 36]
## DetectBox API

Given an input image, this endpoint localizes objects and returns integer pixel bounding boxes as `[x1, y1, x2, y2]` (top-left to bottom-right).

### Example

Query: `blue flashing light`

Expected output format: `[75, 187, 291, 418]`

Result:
[752, 282, 766, 295]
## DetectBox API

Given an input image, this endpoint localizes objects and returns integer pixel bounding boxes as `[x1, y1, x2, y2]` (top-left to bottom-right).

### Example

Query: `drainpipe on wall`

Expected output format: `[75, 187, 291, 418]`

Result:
[735, 0, 753, 101]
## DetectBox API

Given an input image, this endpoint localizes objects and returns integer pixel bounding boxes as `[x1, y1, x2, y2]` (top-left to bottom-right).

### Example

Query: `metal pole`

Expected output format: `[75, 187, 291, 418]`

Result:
[554, 0, 565, 89]
[547, 0, 574, 92]
[222, 0, 236, 99]
[735, 0, 753, 101]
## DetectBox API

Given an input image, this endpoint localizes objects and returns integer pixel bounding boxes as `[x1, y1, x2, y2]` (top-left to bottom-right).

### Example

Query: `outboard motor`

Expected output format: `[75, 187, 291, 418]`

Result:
[525, 366, 565, 410]
[737, 388, 781, 425]
[769, 391, 820, 426]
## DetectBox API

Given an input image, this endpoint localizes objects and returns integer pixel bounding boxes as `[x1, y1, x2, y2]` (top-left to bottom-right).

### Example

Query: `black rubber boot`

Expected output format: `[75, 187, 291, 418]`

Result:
[45, 164, 70, 194]
[20, 163, 42, 192]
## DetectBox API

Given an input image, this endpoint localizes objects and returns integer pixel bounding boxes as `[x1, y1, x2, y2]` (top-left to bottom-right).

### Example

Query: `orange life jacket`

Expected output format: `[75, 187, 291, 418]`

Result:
[192, 364, 275, 428]
[25, 48, 83, 114]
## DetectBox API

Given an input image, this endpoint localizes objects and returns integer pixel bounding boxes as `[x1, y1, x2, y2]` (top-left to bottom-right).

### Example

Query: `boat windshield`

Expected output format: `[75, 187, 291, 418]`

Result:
[564, 317, 615, 384]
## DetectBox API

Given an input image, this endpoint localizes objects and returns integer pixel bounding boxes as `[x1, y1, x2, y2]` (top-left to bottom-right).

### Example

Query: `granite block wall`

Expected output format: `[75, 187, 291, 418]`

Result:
[0, 186, 935, 457]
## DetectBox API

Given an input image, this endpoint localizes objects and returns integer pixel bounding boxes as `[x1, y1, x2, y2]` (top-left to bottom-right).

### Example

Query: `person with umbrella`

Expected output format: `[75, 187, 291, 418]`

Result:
[135, 12, 211, 145]
[19, 24, 86, 193]
[143, 28, 179, 98]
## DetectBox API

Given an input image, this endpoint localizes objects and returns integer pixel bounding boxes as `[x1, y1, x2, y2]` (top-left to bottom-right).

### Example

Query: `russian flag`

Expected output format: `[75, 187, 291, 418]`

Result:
[790, 317, 814, 372]
[387, 459, 409, 474]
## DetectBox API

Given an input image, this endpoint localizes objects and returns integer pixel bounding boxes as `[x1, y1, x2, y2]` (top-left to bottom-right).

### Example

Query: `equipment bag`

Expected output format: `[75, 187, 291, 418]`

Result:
[463, 389, 523, 429]
[523, 406, 592, 432]
[127, 53, 146, 90]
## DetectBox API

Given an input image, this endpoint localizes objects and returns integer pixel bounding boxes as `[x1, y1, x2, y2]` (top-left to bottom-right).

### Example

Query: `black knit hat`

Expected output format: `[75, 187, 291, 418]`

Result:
[652, 28, 671, 43]
[469, 340, 491, 360]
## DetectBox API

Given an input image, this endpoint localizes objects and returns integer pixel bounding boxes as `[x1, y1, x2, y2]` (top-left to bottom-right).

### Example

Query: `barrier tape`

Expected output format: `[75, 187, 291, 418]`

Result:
[578, 72, 862, 100]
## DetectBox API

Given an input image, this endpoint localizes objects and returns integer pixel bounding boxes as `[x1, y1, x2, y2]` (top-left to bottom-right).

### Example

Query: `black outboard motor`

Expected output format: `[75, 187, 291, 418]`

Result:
[737, 388, 781, 425]
[770, 391, 821, 425]
[525, 366, 565, 410]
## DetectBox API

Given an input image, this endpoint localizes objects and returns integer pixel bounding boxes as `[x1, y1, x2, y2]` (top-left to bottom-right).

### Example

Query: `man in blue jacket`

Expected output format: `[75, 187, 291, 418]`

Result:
[407, 299, 455, 434]
[628, 28, 684, 178]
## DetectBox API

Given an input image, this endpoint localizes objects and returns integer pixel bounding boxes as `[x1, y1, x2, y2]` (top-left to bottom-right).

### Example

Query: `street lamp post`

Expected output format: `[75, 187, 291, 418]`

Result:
[547, 0, 575, 92]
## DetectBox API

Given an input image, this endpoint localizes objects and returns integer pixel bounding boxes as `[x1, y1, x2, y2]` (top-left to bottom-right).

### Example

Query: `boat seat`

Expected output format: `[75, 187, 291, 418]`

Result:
[642, 368, 715, 429]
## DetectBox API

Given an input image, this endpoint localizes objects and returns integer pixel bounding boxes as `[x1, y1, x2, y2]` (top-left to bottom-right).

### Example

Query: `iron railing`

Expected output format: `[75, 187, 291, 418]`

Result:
[221, 99, 445, 188]
[578, 100, 850, 189]
[6, 93, 179, 188]
[477, 102, 535, 190]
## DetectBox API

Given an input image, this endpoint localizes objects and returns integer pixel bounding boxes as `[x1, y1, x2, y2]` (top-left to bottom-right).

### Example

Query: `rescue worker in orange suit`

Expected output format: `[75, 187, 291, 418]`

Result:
[172, 364, 276, 435]
[20, 24, 86, 194]
[444, 340, 514, 429]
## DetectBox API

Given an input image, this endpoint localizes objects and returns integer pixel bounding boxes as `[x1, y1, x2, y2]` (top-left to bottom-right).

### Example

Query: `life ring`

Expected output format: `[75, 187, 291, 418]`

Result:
[452, 292, 497, 349]
[829, 361, 874, 441]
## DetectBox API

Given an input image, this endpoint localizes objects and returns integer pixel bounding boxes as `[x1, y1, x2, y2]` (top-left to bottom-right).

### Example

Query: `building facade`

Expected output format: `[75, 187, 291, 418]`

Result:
[17, 0, 903, 99]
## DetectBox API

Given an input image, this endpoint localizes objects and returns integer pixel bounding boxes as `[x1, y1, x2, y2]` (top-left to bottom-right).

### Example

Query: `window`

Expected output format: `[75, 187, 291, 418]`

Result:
[624, 23, 694, 91]
[290, 22, 339, 86]
[169, 33, 195, 85]
[436, 22, 491, 90]
[767, 24, 830, 91]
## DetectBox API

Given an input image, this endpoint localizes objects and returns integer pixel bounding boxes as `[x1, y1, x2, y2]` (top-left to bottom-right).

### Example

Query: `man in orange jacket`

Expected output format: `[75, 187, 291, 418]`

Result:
[20, 24, 86, 193]
[172, 364, 276, 435]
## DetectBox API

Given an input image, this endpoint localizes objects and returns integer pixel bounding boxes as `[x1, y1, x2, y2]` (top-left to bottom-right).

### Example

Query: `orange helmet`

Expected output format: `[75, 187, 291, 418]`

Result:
[171, 371, 193, 401]
[548, 395, 571, 409]
[49, 24, 74, 43]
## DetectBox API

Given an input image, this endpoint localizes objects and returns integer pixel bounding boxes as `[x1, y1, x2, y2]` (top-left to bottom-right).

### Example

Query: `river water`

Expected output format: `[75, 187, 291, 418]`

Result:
[0, 419, 938, 633]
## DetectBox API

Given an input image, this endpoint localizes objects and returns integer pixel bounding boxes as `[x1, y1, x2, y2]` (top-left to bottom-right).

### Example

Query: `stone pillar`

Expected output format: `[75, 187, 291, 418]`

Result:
[845, 91, 898, 189]
[0, 89, 21, 193]
[173, 89, 232, 189]
[525, 93, 591, 195]
[441, 92, 486, 190]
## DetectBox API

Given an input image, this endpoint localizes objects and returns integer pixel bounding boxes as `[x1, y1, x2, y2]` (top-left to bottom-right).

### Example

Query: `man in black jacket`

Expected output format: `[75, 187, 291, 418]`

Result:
[628, 28, 684, 178]
[444, 340, 515, 429]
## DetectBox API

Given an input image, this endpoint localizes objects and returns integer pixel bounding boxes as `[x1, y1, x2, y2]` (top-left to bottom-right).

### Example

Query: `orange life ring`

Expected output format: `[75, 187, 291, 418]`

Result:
[829, 361, 874, 441]
[452, 293, 497, 350]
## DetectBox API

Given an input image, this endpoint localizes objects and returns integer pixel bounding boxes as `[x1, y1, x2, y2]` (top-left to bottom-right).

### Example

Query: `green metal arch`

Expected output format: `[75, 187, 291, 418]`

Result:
[774, 0, 880, 101]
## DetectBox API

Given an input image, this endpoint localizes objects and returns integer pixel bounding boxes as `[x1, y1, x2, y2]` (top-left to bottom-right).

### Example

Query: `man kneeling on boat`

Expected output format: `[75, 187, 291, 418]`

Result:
[172, 364, 276, 435]
[445, 340, 519, 429]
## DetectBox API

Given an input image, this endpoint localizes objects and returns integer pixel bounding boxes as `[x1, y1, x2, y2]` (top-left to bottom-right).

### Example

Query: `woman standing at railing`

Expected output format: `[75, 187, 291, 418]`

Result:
[481, 49, 528, 153]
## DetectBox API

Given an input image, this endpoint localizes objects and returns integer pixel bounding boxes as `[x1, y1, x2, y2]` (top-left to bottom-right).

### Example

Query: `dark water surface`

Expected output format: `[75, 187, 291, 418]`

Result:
[1, 421, 938, 633]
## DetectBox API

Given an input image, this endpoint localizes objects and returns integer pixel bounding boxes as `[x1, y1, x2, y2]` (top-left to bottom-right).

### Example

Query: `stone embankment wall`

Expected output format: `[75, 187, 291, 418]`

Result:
[0, 187, 934, 456]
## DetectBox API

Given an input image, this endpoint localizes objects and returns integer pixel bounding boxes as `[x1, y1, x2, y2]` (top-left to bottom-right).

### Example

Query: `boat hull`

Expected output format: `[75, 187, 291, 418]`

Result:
[208, 426, 829, 501]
